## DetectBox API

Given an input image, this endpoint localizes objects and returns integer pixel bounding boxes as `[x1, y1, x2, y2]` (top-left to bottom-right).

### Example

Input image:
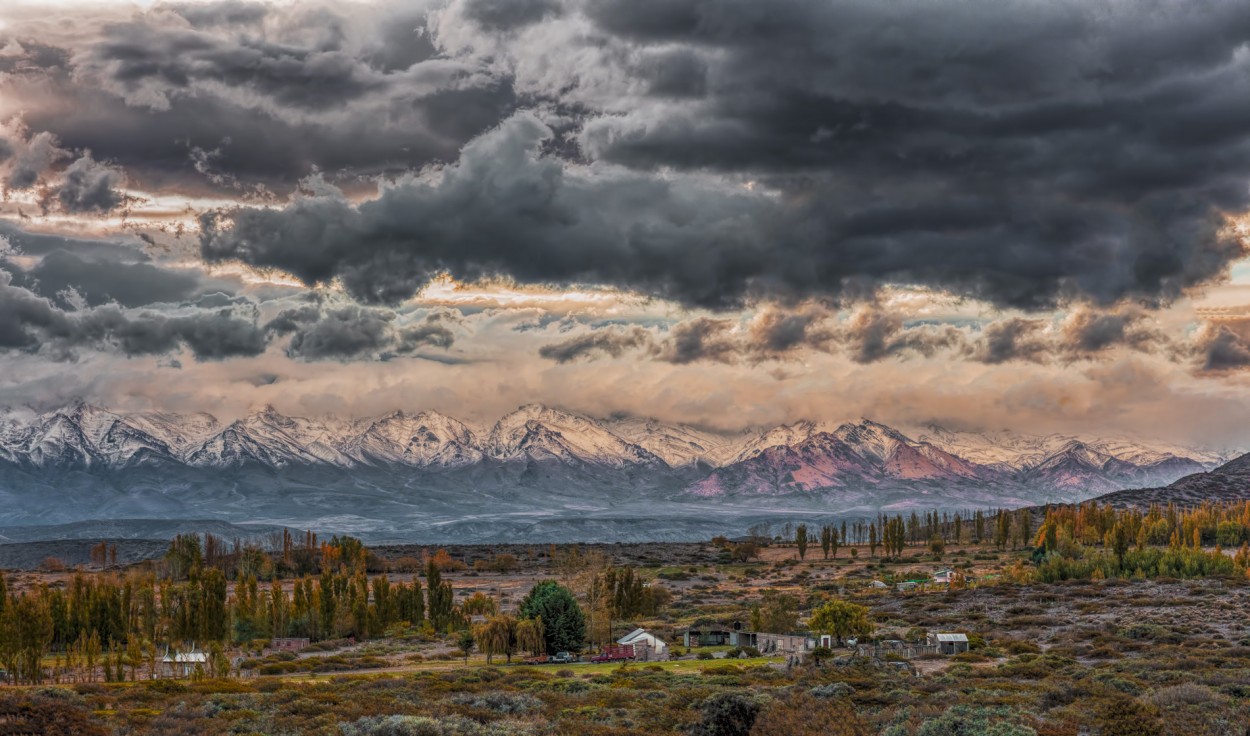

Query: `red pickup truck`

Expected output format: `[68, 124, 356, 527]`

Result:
[590, 644, 635, 663]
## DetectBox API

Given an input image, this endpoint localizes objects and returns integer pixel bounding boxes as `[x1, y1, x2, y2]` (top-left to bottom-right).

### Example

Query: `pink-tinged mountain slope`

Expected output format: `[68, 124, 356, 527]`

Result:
[688, 421, 999, 497]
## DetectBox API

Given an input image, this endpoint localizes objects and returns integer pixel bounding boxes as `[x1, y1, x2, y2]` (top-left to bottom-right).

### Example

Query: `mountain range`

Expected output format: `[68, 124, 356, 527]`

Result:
[0, 402, 1234, 542]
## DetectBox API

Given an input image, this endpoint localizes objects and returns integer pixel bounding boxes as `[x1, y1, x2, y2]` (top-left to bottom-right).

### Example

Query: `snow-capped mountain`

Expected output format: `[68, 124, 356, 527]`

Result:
[185, 406, 356, 468]
[689, 420, 1001, 498]
[487, 405, 666, 468]
[341, 410, 483, 468]
[0, 402, 1233, 535]
[917, 426, 1222, 493]
[605, 416, 743, 467]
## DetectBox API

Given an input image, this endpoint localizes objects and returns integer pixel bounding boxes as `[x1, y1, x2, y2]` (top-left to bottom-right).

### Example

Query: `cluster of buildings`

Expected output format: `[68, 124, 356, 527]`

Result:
[874, 567, 977, 593]
[618, 618, 969, 662]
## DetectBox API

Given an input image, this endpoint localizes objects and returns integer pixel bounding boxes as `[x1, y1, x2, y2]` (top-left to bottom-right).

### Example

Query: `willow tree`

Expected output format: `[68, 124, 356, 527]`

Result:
[516, 617, 545, 657]
[474, 614, 517, 664]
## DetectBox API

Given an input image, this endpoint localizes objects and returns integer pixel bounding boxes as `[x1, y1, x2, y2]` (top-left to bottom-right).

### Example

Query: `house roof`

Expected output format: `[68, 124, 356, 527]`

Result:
[934, 633, 969, 642]
[162, 652, 208, 663]
[618, 628, 649, 644]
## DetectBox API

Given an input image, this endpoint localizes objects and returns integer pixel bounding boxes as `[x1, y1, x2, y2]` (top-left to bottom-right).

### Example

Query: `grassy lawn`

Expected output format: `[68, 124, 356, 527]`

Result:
[268, 654, 785, 682]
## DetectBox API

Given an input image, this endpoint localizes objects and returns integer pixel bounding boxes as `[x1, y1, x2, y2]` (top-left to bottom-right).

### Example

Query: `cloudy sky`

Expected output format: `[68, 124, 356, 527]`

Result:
[3, 0, 1250, 444]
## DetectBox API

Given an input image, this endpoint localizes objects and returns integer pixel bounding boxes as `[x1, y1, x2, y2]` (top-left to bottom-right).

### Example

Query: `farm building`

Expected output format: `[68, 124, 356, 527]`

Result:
[928, 632, 970, 655]
[161, 647, 208, 678]
[753, 633, 815, 654]
[682, 626, 731, 647]
[272, 637, 310, 652]
[618, 629, 668, 660]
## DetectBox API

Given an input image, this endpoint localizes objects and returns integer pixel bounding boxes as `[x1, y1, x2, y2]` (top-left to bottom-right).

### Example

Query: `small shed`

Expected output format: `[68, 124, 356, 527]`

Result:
[272, 637, 310, 653]
[928, 632, 969, 655]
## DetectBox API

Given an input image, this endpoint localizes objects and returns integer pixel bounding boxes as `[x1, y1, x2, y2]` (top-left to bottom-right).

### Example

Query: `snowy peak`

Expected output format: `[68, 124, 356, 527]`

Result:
[732, 419, 841, 462]
[606, 416, 742, 467]
[345, 410, 482, 467]
[23, 413, 101, 468]
[126, 410, 221, 453]
[488, 405, 665, 468]
[185, 406, 348, 468]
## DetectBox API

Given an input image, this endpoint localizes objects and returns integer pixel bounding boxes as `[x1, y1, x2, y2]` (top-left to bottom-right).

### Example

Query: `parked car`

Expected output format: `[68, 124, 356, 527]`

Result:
[551, 651, 578, 664]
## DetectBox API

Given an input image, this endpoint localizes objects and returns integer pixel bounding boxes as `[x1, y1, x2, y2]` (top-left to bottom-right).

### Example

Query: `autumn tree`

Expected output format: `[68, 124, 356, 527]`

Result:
[808, 599, 873, 647]
[749, 590, 799, 634]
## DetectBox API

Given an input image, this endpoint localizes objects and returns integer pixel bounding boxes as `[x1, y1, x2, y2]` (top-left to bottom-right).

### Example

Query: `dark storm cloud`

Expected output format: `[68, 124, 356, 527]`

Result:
[1199, 325, 1250, 372]
[47, 154, 126, 213]
[0, 126, 127, 212]
[396, 319, 456, 351]
[263, 305, 323, 336]
[278, 305, 459, 361]
[201, 115, 785, 306]
[16, 250, 201, 308]
[538, 325, 653, 363]
[0, 1, 515, 196]
[2, 131, 66, 190]
[972, 318, 1048, 365]
[635, 48, 707, 99]
[1060, 309, 1164, 354]
[747, 308, 830, 353]
[0, 221, 147, 260]
[461, 0, 562, 31]
[285, 306, 396, 360]
[0, 270, 265, 361]
[539, 307, 840, 365]
[841, 309, 902, 363]
[656, 317, 737, 364]
[529, 0, 1250, 308]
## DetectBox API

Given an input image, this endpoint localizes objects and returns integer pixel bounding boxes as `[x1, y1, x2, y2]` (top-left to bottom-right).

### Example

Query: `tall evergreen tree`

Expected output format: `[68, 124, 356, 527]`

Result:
[518, 580, 585, 654]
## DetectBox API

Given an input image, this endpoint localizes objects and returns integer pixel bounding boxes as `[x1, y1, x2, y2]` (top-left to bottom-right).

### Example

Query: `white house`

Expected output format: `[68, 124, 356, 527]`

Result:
[932, 569, 956, 584]
[162, 646, 208, 678]
[617, 628, 668, 660]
